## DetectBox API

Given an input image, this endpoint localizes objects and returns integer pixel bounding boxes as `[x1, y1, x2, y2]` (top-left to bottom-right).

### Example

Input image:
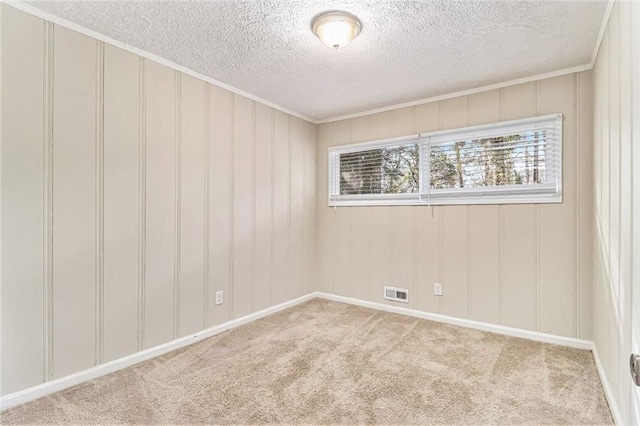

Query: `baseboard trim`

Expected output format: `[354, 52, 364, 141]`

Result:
[0, 292, 316, 411]
[314, 292, 593, 350]
[321, 291, 625, 422]
[592, 345, 624, 425]
[1, 291, 607, 414]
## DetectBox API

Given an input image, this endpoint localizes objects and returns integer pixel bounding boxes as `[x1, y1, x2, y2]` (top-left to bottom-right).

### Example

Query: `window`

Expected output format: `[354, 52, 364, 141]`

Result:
[328, 113, 562, 206]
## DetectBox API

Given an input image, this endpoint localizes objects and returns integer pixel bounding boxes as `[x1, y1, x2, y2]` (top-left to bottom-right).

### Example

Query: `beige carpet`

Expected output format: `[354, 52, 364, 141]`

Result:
[1, 299, 613, 424]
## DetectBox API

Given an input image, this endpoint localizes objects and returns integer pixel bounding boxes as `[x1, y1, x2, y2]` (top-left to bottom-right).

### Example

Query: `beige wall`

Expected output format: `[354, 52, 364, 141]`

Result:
[317, 73, 594, 340]
[592, 0, 640, 424]
[6, 0, 635, 407]
[0, 4, 316, 395]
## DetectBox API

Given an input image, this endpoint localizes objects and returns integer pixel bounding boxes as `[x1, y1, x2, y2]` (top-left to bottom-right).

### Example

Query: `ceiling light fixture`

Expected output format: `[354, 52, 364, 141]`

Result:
[311, 10, 362, 50]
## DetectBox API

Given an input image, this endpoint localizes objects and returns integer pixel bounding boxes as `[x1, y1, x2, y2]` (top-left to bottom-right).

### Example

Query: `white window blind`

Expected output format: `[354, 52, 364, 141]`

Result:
[328, 113, 563, 206]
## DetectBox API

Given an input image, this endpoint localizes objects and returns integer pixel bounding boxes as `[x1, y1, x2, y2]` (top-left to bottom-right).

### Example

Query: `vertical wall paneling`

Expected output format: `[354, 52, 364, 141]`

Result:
[251, 102, 257, 310]
[52, 26, 97, 378]
[178, 73, 206, 336]
[501, 206, 537, 331]
[143, 60, 176, 348]
[537, 75, 576, 337]
[349, 116, 373, 301]
[467, 205, 501, 324]
[0, 1, 605, 400]
[1, 4, 318, 395]
[208, 85, 232, 326]
[413, 102, 439, 134]
[603, 32, 614, 386]
[575, 71, 595, 340]
[390, 210, 414, 308]
[103, 45, 140, 362]
[631, 4, 640, 424]
[595, 30, 617, 393]
[228, 94, 235, 320]
[44, 20, 55, 382]
[303, 121, 317, 295]
[573, 73, 581, 340]
[578, 72, 593, 340]
[287, 117, 293, 300]
[272, 110, 290, 304]
[316, 123, 334, 294]
[137, 57, 147, 351]
[352, 219, 370, 303]
[441, 205, 469, 318]
[439, 97, 469, 318]
[533, 85, 541, 333]
[413, 208, 441, 314]
[369, 112, 393, 304]
[269, 108, 277, 305]
[600, 32, 611, 282]
[606, 19, 621, 382]
[368, 204, 391, 303]
[203, 85, 210, 328]
[592, 1, 640, 422]
[467, 91, 501, 324]
[254, 103, 273, 311]
[269, 109, 277, 303]
[95, 41, 105, 365]
[331, 120, 353, 299]
[232, 96, 254, 318]
[609, 12, 622, 322]
[316, 73, 592, 339]
[412, 102, 440, 314]
[616, 3, 632, 416]
[290, 118, 305, 299]
[0, 6, 46, 393]
[612, 3, 640, 414]
[390, 108, 414, 308]
[500, 83, 538, 331]
[173, 72, 181, 338]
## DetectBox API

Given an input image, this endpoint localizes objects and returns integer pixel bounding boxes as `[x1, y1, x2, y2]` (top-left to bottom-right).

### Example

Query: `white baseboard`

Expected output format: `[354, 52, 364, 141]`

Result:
[592, 345, 624, 425]
[324, 290, 622, 423]
[0, 292, 316, 411]
[314, 292, 593, 350]
[1, 291, 607, 414]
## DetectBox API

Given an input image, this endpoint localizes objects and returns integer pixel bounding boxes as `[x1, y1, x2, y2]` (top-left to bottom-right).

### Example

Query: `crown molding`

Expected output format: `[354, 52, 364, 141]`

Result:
[3, 0, 614, 126]
[1, 0, 318, 124]
[315, 0, 614, 124]
[316, 63, 593, 124]
[590, 0, 616, 67]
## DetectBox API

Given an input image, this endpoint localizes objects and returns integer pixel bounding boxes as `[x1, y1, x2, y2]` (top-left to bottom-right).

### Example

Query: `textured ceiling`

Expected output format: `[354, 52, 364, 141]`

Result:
[25, 0, 608, 121]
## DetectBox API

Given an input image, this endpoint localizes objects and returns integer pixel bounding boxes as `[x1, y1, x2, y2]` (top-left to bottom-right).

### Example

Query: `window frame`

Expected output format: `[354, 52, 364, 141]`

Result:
[328, 113, 563, 207]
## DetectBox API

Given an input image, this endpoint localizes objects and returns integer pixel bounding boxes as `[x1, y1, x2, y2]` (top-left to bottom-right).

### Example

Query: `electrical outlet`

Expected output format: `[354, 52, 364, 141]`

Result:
[434, 283, 443, 296]
[215, 291, 223, 305]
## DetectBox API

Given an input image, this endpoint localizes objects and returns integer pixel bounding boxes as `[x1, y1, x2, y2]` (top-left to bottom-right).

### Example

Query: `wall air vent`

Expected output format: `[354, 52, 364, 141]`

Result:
[383, 286, 409, 303]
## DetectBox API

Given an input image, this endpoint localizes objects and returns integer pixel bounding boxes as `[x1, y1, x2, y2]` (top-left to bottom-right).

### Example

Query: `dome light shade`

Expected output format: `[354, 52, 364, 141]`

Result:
[311, 11, 362, 49]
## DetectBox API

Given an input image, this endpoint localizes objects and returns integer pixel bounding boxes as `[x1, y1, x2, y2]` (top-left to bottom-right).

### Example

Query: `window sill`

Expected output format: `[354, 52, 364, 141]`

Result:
[328, 194, 563, 207]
